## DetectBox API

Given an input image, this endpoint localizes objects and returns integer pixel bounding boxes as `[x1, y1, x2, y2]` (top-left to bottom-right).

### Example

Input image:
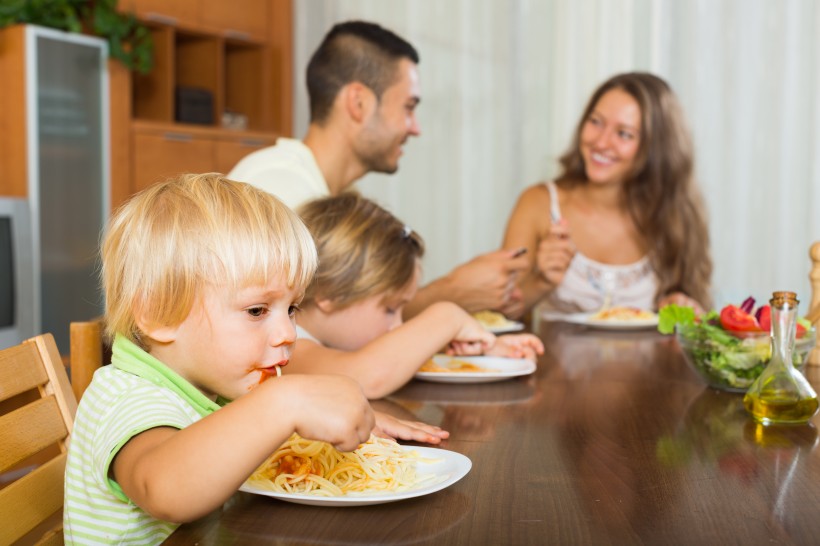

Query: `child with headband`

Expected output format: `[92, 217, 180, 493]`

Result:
[292, 193, 544, 399]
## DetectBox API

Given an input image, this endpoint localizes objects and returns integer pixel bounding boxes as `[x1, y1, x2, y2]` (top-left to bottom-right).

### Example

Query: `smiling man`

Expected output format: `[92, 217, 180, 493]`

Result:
[229, 20, 527, 318]
[229, 21, 420, 208]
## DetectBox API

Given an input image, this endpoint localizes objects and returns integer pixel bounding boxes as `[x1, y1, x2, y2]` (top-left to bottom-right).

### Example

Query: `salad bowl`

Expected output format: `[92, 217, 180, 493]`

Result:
[676, 323, 816, 393]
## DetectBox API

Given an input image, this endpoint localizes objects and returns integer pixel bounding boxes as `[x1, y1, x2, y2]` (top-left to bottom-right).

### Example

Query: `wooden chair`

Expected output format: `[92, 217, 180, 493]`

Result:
[0, 334, 77, 546]
[68, 320, 106, 401]
[809, 242, 820, 366]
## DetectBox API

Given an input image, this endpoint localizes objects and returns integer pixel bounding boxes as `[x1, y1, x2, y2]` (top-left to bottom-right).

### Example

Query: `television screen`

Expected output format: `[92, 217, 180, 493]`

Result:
[0, 217, 14, 328]
[0, 197, 34, 349]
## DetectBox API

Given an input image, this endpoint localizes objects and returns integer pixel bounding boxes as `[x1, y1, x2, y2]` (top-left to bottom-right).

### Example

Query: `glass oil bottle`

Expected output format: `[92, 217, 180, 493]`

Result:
[743, 291, 819, 424]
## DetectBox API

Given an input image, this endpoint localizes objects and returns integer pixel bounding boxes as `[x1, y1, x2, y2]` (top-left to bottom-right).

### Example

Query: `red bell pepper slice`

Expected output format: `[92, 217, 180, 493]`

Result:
[720, 305, 763, 332]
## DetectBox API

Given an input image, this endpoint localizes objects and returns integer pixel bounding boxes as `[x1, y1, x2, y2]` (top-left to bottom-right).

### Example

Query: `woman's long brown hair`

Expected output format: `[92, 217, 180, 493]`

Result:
[555, 72, 713, 309]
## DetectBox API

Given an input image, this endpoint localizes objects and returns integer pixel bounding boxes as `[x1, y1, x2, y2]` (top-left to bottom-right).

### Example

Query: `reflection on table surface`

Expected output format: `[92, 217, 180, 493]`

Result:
[165, 321, 820, 545]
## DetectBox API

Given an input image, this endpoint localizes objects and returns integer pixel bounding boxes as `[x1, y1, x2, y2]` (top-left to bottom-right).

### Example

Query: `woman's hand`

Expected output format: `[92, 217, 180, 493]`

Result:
[535, 219, 576, 291]
[658, 291, 704, 315]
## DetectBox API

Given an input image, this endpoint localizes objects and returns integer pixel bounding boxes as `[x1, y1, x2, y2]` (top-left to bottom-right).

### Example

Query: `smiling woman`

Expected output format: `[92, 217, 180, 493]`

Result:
[502, 72, 713, 318]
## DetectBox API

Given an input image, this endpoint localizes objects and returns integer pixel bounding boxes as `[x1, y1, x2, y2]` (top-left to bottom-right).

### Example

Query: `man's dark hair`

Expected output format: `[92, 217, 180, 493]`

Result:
[306, 21, 419, 124]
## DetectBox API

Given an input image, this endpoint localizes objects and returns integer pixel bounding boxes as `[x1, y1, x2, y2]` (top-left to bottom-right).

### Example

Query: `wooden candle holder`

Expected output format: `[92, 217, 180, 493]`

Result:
[808, 242, 820, 366]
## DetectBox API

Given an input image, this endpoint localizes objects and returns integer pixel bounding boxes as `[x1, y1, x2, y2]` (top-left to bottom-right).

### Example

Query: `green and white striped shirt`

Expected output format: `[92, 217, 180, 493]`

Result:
[64, 336, 222, 545]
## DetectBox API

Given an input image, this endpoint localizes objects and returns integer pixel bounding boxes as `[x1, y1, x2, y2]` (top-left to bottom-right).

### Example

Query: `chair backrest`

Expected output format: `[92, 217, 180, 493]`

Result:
[0, 333, 77, 546]
[68, 320, 105, 401]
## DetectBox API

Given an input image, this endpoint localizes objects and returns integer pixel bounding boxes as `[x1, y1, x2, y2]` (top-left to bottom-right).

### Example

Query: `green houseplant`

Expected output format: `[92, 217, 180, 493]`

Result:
[0, 0, 153, 73]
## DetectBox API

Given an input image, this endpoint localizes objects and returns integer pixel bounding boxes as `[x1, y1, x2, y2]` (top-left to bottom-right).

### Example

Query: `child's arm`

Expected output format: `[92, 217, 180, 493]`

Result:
[290, 301, 495, 399]
[111, 374, 373, 524]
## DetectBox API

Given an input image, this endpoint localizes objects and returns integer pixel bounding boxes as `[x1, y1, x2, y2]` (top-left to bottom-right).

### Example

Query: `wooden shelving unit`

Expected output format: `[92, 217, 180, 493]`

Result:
[113, 0, 292, 201]
[0, 1, 292, 206]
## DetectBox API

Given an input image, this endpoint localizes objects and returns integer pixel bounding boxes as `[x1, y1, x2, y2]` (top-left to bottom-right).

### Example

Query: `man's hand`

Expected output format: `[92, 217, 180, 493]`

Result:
[407, 249, 529, 318]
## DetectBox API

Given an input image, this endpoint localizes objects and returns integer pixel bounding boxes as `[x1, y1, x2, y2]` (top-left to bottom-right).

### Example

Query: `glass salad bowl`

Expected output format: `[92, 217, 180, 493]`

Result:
[676, 323, 816, 393]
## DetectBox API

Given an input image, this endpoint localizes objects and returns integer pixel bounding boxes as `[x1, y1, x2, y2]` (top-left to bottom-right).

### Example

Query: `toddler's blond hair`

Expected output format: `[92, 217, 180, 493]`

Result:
[102, 173, 317, 348]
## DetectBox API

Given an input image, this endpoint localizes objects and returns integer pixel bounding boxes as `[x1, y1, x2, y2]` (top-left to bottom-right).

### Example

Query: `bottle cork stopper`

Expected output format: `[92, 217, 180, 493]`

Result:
[807, 242, 820, 366]
[770, 291, 798, 308]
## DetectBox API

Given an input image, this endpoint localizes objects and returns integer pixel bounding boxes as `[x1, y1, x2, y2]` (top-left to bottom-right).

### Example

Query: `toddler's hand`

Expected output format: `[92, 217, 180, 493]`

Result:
[372, 411, 450, 445]
[288, 374, 375, 452]
[483, 333, 544, 361]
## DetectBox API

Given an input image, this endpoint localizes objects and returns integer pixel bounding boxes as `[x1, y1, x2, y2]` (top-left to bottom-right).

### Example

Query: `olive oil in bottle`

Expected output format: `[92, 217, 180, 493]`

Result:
[743, 291, 819, 425]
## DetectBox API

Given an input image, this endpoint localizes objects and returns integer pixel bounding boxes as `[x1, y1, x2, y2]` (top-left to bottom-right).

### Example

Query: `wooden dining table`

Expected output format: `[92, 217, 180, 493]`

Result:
[164, 318, 820, 545]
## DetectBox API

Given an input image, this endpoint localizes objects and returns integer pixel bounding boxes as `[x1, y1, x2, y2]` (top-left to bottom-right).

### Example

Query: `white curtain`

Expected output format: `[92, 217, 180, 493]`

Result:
[293, 0, 820, 311]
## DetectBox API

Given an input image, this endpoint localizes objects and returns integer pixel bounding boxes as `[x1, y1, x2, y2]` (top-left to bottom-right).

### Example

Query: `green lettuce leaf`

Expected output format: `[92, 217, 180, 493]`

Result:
[657, 304, 697, 335]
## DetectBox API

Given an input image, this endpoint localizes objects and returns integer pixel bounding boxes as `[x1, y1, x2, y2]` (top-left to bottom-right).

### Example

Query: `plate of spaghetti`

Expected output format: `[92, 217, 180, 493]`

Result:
[471, 310, 525, 334]
[562, 307, 658, 330]
[241, 434, 471, 506]
[415, 354, 536, 384]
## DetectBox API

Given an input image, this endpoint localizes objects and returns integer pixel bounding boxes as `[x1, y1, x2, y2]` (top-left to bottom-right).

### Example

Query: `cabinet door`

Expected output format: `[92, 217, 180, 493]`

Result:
[32, 28, 109, 353]
[200, 0, 269, 42]
[132, 131, 216, 191]
[215, 135, 276, 175]
[122, 0, 200, 26]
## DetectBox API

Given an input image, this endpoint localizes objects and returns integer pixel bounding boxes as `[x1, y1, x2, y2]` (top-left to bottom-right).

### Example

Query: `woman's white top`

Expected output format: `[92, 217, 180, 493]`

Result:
[537, 181, 659, 315]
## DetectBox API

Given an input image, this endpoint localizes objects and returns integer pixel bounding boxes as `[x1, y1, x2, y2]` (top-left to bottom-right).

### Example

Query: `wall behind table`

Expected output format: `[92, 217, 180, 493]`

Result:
[294, 0, 820, 311]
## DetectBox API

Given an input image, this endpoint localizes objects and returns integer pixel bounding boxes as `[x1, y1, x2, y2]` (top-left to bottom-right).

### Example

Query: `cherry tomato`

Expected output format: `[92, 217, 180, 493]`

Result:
[720, 305, 763, 332]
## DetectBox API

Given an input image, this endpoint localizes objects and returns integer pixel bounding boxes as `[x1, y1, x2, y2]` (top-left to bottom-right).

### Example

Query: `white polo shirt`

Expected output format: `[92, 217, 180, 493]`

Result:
[227, 137, 329, 210]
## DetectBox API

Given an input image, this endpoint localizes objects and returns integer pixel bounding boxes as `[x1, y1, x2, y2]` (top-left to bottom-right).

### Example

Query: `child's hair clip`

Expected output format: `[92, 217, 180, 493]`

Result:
[401, 225, 413, 239]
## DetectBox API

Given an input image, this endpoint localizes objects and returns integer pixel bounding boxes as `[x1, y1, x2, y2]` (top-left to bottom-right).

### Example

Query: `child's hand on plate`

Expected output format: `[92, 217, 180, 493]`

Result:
[446, 313, 496, 356]
[483, 333, 544, 361]
[372, 411, 450, 445]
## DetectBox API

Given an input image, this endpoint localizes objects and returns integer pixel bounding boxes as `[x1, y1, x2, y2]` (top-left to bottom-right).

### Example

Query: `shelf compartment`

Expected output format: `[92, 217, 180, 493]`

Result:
[225, 41, 269, 131]
[132, 25, 174, 122]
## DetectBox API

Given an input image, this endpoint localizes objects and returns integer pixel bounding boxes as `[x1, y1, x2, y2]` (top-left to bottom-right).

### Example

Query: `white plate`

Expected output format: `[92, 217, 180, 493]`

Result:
[392, 377, 537, 406]
[414, 354, 536, 384]
[472, 311, 525, 334]
[239, 446, 471, 507]
[561, 312, 659, 330]
[486, 320, 525, 334]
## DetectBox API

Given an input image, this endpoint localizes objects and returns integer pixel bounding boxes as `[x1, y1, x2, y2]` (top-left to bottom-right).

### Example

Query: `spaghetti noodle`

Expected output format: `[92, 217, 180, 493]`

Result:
[247, 434, 437, 497]
[472, 310, 512, 328]
[591, 306, 655, 321]
[256, 365, 283, 386]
